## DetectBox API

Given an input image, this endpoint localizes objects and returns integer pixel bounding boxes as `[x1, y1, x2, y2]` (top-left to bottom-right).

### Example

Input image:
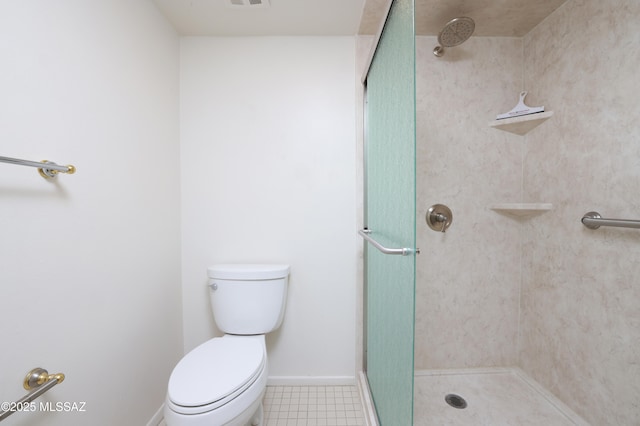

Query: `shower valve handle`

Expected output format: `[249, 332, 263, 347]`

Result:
[426, 204, 453, 233]
[435, 214, 449, 232]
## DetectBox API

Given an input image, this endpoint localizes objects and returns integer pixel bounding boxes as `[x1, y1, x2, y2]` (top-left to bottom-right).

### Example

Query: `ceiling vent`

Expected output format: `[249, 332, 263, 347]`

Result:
[227, 0, 270, 7]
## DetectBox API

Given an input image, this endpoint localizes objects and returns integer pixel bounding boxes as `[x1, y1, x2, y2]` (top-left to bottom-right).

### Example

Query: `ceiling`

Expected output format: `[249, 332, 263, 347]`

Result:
[152, 0, 366, 36]
[360, 0, 568, 36]
[153, 0, 567, 37]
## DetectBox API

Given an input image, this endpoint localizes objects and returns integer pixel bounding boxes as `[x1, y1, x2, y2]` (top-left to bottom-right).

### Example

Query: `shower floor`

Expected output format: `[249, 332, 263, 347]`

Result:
[413, 368, 588, 425]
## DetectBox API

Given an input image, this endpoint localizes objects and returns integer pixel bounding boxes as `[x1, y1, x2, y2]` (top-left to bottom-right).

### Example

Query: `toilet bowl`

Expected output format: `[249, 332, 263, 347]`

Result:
[164, 264, 289, 426]
[165, 335, 267, 425]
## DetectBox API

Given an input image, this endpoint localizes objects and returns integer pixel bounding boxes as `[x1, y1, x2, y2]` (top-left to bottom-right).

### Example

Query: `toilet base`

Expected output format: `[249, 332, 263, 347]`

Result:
[248, 402, 263, 426]
[226, 397, 263, 426]
[164, 389, 265, 426]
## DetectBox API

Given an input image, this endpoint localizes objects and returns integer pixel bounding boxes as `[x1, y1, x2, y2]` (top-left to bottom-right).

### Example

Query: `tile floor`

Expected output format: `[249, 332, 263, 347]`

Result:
[157, 385, 365, 426]
[263, 385, 365, 426]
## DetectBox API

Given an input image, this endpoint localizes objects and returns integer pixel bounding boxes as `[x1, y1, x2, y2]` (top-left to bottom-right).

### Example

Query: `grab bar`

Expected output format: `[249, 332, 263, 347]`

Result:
[582, 211, 640, 230]
[0, 155, 76, 179]
[358, 229, 417, 256]
[0, 368, 65, 422]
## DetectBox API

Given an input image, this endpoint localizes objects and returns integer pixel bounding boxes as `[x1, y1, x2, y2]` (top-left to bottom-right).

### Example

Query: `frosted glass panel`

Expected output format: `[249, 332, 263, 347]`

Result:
[364, 0, 416, 425]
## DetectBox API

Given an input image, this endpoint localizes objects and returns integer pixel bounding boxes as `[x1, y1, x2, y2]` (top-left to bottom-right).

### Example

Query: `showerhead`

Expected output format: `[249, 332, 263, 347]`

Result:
[433, 17, 475, 57]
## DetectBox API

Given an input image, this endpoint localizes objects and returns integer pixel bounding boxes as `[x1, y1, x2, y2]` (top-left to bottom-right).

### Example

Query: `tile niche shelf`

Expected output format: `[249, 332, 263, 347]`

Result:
[490, 203, 553, 218]
[489, 111, 553, 135]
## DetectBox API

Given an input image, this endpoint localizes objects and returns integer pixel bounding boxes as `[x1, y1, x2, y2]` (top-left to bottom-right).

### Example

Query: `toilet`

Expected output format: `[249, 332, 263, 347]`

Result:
[164, 264, 290, 426]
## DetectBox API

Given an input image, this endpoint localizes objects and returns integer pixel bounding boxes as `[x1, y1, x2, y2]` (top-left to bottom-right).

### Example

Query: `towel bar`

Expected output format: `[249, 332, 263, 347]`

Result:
[0, 156, 75, 179]
[0, 368, 65, 422]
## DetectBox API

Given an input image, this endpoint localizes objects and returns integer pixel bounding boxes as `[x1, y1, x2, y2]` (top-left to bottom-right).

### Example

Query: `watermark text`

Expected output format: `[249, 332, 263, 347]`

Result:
[1, 401, 86, 413]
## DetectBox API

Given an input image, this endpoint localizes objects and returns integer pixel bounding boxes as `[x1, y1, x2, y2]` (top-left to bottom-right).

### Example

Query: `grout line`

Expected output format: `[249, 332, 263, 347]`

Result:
[263, 384, 365, 426]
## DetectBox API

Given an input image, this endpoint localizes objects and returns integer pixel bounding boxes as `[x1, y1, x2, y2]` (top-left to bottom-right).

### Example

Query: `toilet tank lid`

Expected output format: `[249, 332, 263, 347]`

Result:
[208, 264, 290, 280]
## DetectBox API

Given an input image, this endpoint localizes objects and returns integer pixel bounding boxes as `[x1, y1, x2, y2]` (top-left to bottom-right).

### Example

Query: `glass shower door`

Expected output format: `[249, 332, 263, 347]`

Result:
[363, 0, 416, 425]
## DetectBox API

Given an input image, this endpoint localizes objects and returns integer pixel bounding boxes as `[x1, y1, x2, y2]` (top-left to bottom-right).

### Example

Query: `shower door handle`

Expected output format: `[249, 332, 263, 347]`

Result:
[358, 229, 418, 256]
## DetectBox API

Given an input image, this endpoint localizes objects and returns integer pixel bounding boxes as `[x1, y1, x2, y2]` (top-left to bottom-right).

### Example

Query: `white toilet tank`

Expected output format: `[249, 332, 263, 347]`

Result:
[207, 264, 289, 335]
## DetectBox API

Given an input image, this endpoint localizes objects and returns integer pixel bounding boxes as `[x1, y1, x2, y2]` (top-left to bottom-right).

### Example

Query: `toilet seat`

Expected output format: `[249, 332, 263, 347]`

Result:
[167, 335, 266, 415]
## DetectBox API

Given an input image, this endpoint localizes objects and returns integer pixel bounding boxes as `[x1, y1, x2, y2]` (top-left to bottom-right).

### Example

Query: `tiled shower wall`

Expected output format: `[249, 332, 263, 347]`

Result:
[415, 0, 640, 423]
[414, 36, 524, 369]
[520, 1, 640, 424]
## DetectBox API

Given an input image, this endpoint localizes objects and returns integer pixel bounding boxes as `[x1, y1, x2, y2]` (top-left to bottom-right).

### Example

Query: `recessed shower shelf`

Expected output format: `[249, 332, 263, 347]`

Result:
[489, 111, 553, 136]
[490, 203, 553, 218]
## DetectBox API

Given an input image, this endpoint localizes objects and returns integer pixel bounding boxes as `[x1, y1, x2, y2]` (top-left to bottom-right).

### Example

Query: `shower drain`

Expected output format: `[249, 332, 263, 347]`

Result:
[445, 393, 467, 409]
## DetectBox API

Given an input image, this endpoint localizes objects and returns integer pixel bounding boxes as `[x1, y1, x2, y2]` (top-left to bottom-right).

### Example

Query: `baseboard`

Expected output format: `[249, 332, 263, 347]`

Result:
[146, 404, 164, 426]
[267, 376, 356, 386]
[357, 371, 379, 426]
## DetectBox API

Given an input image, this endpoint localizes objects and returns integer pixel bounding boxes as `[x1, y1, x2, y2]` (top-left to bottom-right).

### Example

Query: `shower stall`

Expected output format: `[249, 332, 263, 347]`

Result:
[360, 0, 640, 424]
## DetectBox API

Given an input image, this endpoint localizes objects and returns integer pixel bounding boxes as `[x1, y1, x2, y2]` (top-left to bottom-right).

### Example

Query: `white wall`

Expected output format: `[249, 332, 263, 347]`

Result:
[180, 37, 358, 382]
[0, 2, 182, 425]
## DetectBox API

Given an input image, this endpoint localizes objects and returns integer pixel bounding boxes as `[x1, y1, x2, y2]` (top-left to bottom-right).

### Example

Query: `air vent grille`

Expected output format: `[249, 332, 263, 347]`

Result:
[227, 0, 270, 7]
